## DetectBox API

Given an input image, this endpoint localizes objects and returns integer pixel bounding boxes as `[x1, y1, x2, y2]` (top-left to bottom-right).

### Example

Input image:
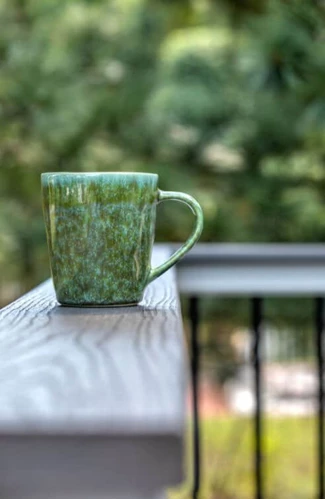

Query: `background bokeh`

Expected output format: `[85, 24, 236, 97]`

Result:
[1, 0, 325, 300]
[1, 1, 325, 498]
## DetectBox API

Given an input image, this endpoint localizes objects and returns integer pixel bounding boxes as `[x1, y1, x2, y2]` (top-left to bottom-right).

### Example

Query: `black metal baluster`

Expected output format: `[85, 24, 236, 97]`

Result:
[189, 296, 200, 499]
[252, 297, 263, 499]
[316, 297, 324, 499]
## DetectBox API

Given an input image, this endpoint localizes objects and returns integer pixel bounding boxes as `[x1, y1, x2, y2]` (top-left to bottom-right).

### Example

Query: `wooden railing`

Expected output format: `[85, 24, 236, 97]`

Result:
[0, 246, 185, 499]
[1, 244, 325, 498]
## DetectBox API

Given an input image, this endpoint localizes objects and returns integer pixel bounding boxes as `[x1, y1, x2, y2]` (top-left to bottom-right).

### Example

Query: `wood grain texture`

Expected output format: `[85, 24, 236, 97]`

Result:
[0, 245, 186, 435]
[0, 246, 186, 497]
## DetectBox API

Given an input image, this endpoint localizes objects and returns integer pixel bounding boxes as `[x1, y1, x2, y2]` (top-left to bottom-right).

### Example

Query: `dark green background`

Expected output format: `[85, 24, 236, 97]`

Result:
[1, 0, 325, 312]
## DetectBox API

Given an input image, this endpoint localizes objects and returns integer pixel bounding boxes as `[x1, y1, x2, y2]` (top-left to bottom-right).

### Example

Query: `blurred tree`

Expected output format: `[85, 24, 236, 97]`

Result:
[0, 0, 325, 308]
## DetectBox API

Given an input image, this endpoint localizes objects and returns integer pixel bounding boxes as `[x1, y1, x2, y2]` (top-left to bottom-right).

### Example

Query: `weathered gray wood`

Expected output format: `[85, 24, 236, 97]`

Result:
[2, 493, 166, 500]
[177, 243, 325, 296]
[5, 492, 166, 500]
[0, 435, 182, 498]
[0, 245, 186, 498]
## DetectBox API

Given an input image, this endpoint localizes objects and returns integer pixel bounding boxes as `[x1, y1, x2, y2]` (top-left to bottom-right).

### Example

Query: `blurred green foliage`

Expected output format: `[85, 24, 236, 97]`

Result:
[1, 0, 325, 301]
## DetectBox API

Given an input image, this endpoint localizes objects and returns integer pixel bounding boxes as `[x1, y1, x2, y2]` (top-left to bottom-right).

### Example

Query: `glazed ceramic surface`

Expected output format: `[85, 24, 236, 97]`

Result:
[42, 172, 203, 306]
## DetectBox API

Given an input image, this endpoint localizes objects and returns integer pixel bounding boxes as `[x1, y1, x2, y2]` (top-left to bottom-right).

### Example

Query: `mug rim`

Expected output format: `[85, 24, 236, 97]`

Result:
[41, 172, 158, 177]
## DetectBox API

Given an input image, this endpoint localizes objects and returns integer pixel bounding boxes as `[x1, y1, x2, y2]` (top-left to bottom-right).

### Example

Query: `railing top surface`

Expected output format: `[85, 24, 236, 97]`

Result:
[178, 243, 325, 263]
[0, 245, 186, 435]
[176, 243, 325, 296]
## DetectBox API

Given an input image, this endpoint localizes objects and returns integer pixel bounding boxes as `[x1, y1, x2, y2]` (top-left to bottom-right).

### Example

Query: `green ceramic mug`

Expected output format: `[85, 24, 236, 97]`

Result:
[42, 172, 203, 306]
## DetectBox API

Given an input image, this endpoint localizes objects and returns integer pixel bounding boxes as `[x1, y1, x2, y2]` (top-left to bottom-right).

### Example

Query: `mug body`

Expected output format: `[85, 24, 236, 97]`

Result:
[42, 172, 158, 306]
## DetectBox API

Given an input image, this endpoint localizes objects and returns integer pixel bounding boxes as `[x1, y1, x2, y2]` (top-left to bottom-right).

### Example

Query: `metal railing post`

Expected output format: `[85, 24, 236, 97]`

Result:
[189, 296, 201, 499]
[252, 297, 264, 499]
[316, 297, 324, 499]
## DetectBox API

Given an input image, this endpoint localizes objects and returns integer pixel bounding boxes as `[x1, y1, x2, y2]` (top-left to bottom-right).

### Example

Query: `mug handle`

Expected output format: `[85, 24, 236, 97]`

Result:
[148, 190, 204, 283]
